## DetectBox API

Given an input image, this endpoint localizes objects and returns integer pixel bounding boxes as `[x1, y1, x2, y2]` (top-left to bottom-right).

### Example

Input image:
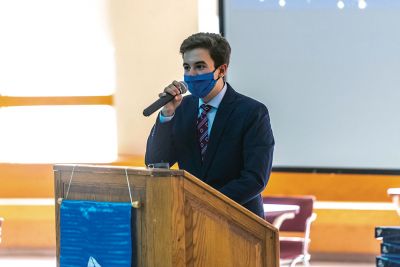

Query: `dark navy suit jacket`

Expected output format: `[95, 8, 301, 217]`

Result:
[145, 84, 274, 218]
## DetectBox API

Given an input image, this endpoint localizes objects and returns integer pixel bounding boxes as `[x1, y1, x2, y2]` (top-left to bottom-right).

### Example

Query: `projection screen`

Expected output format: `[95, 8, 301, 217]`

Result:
[221, 0, 400, 172]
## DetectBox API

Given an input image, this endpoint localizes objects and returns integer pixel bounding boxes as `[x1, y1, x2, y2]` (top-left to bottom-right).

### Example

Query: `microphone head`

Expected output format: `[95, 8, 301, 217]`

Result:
[179, 81, 188, 94]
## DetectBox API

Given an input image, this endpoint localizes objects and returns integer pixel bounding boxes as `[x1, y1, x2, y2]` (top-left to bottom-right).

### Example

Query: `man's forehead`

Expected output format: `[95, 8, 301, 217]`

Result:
[183, 48, 213, 65]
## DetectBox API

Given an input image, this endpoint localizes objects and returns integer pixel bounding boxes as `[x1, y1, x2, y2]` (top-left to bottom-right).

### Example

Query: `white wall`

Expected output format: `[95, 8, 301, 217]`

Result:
[107, 0, 198, 156]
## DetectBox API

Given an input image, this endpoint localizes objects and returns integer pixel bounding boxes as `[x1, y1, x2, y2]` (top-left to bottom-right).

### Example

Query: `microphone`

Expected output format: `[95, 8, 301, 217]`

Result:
[143, 81, 188, 117]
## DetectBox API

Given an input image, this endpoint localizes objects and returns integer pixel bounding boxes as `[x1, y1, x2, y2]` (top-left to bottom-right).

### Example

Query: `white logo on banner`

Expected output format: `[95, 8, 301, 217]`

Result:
[376, 229, 382, 236]
[87, 256, 102, 267]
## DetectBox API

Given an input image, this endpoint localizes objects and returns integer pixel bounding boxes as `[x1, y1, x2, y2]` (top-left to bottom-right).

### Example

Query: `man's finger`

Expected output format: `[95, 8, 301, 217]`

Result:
[168, 83, 181, 95]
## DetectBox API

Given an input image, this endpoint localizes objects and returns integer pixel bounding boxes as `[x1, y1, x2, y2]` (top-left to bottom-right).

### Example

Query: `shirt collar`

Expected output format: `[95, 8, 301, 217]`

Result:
[199, 82, 227, 109]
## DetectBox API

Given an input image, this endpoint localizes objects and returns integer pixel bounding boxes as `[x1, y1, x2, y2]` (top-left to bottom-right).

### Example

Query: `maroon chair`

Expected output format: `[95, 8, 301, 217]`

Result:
[263, 196, 317, 267]
[0, 217, 3, 244]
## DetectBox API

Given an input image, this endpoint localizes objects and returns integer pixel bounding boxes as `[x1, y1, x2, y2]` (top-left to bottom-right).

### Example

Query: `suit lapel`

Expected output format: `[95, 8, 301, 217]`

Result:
[201, 85, 237, 178]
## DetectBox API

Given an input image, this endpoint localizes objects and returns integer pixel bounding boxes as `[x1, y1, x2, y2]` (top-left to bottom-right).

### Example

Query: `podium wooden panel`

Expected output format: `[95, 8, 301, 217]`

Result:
[54, 164, 279, 267]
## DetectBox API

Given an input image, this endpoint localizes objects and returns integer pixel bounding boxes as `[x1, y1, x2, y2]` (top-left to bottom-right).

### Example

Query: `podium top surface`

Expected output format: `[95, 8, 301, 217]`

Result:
[53, 164, 185, 177]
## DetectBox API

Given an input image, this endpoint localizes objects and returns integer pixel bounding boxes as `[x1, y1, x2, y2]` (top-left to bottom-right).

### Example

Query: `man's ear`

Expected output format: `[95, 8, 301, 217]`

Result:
[218, 64, 228, 78]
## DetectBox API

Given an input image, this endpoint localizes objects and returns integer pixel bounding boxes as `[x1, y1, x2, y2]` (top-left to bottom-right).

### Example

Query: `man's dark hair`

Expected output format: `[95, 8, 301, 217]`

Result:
[180, 32, 231, 67]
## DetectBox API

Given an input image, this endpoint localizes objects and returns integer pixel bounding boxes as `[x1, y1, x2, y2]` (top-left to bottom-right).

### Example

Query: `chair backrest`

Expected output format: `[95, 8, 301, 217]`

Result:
[0, 217, 3, 243]
[263, 196, 315, 232]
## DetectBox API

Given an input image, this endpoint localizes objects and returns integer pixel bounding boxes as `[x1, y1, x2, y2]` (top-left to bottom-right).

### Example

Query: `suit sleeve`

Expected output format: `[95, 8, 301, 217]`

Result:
[219, 104, 274, 204]
[145, 114, 178, 167]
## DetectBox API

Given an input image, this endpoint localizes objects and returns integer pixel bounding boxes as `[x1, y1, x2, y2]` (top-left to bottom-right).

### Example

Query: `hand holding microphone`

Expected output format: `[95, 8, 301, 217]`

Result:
[143, 81, 188, 117]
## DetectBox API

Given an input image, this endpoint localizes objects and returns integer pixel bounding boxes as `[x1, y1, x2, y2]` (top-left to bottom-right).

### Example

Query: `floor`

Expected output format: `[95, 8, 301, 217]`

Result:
[0, 257, 55, 267]
[310, 262, 374, 267]
[0, 256, 376, 267]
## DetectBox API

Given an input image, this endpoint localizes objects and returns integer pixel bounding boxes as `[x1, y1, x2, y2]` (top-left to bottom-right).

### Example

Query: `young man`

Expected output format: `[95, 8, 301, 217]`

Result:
[145, 32, 274, 218]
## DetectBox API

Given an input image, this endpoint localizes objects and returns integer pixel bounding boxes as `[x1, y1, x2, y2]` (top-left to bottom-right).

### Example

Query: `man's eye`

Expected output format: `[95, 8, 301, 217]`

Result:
[196, 65, 205, 70]
[183, 66, 190, 71]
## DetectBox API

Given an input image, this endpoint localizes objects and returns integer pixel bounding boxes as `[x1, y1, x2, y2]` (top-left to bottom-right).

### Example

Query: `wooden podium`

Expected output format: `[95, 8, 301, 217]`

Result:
[54, 164, 279, 267]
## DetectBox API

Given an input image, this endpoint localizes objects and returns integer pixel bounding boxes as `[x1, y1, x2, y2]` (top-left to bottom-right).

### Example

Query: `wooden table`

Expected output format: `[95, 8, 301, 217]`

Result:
[263, 204, 300, 229]
[388, 188, 400, 217]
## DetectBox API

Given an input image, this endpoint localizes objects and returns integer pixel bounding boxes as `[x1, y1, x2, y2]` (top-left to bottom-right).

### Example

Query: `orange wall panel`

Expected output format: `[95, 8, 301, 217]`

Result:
[0, 164, 54, 198]
[264, 172, 400, 202]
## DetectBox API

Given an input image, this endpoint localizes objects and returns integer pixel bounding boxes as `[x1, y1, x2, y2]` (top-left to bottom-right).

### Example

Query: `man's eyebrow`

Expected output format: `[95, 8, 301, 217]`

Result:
[183, 61, 207, 66]
[194, 61, 207, 65]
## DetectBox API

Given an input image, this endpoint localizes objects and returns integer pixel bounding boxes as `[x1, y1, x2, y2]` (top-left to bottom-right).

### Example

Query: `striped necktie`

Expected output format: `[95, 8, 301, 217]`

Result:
[197, 104, 212, 161]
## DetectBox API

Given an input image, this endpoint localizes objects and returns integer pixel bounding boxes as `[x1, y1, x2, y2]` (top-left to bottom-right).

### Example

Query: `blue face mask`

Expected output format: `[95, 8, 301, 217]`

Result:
[184, 70, 219, 98]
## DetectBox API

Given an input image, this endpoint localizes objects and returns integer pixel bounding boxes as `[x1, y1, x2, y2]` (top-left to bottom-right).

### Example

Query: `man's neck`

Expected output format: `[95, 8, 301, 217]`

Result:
[202, 79, 225, 103]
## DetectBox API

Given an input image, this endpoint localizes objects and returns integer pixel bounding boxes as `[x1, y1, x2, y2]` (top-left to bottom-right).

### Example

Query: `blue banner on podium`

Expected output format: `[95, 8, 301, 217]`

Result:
[60, 200, 132, 267]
